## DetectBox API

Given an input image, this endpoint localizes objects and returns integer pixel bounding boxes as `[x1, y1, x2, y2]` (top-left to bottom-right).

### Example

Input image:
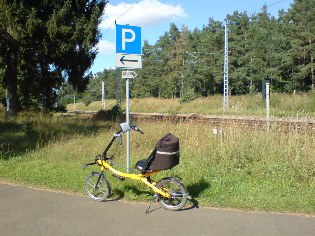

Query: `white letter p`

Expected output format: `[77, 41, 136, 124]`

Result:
[122, 29, 136, 51]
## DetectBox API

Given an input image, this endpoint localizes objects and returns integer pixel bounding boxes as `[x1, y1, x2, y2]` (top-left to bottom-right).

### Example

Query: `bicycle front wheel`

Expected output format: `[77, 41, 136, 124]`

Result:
[156, 177, 188, 211]
[84, 172, 111, 201]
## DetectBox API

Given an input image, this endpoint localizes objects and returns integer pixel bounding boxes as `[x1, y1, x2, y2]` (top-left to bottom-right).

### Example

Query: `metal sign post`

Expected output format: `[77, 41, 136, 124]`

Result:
[125, 77, 130, 172]
[116, 24, 142, 173]
[123, 70, 137, 172]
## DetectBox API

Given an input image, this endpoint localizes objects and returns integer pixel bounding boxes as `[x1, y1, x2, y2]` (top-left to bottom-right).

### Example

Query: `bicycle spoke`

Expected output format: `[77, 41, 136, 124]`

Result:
[156, 178, 188, 211]
[84, 173, 111, 201]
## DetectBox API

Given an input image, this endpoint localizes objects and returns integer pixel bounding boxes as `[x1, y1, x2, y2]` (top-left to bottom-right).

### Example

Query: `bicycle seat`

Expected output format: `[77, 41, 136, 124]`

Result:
[135, 159, 150, 173]
[135, 133, 180, 173]
[135, 149, 156, 174]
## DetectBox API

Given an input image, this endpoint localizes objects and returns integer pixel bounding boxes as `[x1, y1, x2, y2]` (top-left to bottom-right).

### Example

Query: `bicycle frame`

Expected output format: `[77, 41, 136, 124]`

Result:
[84, 124, 190, 212]
[97, 159, 170, 198]
[84, 126, 175, 199]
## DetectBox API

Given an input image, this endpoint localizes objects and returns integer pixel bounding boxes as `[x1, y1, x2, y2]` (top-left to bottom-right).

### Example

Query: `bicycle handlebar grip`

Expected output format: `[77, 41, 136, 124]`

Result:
[83, 162, 97, 169]
[131, 125, 144, 134]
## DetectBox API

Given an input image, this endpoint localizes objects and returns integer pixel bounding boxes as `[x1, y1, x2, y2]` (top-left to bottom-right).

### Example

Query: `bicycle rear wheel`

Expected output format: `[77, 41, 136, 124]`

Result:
[84, 172, 111, 201]
[156, 177, 188, 211]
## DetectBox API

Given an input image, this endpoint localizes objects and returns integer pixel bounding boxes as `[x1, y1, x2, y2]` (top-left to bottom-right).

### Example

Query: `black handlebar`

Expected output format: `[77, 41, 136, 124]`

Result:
[130, 125, 144, 134]
[84, 124, 144, 167]
[82, 162, 96, 169]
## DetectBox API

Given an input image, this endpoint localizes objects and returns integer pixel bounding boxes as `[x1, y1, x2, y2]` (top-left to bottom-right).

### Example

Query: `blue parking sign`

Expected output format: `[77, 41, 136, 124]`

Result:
[116, 24, 142, 55]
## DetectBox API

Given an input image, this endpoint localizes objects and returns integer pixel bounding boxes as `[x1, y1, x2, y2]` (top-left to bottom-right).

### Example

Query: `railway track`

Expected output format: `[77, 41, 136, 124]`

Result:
[69, 111, 315, 133]
[130, 112, 315, 133]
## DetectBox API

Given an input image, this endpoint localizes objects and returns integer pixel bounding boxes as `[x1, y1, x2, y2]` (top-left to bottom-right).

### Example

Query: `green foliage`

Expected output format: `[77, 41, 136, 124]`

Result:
[0, 112, 111, 159]
[90, 0, 314, 103]
[179, 88, 199, 103]
[0, 0, 107, 114]
[90, 104, 124, 122]
[0, 117, 314, 214]
[1, 0, 315, 112]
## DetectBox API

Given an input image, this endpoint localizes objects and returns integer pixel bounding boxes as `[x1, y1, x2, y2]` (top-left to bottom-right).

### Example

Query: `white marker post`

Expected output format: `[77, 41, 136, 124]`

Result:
[266, 82, 270, 132]
[101, 81, 105, 110]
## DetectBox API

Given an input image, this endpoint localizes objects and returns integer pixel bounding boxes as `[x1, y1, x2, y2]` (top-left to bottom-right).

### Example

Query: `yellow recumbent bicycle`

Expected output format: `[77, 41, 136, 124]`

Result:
[83, 123, 191, 212]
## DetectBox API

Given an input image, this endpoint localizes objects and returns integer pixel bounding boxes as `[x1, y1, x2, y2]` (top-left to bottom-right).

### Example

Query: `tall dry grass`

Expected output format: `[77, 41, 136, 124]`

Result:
[67, 93, 315, 118]
[1, 116, 314, 214]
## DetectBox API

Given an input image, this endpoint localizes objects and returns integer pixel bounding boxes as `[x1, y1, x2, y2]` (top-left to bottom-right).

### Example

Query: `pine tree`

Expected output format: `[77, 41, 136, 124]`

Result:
[0, 0, 107, 114]
[286, 0, 315, 90]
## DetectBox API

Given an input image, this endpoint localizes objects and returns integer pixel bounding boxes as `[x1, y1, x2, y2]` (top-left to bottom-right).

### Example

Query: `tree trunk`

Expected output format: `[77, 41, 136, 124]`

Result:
[40, 60, 53, 110]
[4, 43, 18, 117]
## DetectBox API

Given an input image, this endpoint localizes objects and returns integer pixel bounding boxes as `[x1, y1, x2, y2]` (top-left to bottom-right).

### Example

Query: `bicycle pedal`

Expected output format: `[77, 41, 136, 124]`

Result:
[112, 174, 125, 181]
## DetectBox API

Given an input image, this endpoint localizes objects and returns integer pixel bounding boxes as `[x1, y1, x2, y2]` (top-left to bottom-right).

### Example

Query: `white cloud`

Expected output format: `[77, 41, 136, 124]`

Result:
[100, 0, 188, 29]
[97, 40, 115, 54]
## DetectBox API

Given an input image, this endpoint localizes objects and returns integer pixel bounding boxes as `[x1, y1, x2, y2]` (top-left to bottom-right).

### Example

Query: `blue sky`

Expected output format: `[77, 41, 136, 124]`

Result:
[91, 0, 294, 73]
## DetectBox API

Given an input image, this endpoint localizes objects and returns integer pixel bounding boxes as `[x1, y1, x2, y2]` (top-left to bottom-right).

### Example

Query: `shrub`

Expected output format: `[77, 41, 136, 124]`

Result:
[91, 104, 124, 121]
[179, 88, 199, 103]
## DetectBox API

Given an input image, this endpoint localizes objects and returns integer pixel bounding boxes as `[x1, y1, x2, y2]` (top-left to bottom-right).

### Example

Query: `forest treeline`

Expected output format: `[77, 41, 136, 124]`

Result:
[1, 0, 314, 113]
[78, 0, 314, 105]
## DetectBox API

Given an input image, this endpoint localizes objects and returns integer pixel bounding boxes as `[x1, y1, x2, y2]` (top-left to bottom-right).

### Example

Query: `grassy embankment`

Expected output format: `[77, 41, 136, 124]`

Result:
[67, 93, 315, 118]
[0, 108, 314, 214]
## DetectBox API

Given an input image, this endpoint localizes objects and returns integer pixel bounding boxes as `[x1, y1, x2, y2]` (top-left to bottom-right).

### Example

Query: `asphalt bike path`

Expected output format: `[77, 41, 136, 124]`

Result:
[1, 182, 314, 236]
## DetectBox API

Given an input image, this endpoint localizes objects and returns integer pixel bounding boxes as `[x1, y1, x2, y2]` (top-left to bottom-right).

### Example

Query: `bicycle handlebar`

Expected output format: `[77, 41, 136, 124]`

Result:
[82, 162, 96, 169]
[84, 124, 144, 165]
[83, 154, 115, 169]
[130, 125, 144, 134]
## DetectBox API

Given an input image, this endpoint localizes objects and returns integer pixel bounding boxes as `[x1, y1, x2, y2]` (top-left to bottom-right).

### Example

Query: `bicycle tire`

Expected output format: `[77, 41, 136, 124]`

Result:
[84, 173, 111, 201]
[156, 177, 188, 211]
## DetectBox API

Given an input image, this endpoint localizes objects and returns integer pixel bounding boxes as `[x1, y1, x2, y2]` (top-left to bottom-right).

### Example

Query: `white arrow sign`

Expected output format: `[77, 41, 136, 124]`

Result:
[116, 54, 142, 69]
[122, 70, 138, 79]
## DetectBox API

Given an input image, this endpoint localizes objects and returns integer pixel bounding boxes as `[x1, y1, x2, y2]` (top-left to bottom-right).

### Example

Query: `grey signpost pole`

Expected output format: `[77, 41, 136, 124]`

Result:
[122, 70, 137, 173]
[126, 77, 130, 172]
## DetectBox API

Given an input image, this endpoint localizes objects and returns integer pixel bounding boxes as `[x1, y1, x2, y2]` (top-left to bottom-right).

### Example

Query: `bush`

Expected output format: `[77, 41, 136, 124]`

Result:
[82, 94, 94, 106]
[179, 88, 199, 103]
[91, 104, 124, 121]
[54, 104, 67, 112]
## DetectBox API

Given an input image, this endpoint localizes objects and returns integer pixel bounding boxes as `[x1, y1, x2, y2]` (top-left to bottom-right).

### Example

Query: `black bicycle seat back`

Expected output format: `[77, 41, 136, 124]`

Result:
[135, 133, 180, 173]
[149, 133, 179, 170]
[135, 148, 156, 173]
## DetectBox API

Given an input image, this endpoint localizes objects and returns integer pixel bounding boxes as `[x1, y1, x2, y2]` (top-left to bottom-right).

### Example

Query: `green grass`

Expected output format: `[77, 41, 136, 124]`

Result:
[68, 92, 315, 118]
[0, 113, 314, 214]
[0, 112, 111, 158]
